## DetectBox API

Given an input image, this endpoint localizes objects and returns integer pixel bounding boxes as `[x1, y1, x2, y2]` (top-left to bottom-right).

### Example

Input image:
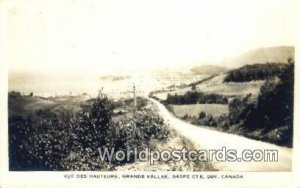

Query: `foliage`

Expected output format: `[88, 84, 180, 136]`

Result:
[9, 92, 170, 170]
[190, 111, 217, 127]
[106, 109, 169, 164]
[228, 94, 253, 125]
[226, 61, 294, 146]
[9, 91, 22, 98]
[9, 110, 72, 170]
[164, 91, 228, 105]
[224, 63, 287, 82]
[173, 61, 294, 147]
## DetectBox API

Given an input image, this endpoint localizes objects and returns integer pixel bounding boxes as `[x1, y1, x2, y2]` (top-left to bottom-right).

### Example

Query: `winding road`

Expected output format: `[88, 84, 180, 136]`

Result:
[149, 98, 292, 171]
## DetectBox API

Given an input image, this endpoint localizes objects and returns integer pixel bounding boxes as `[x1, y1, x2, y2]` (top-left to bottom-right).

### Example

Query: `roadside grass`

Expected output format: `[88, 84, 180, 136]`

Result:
[170, 104, 228, 118]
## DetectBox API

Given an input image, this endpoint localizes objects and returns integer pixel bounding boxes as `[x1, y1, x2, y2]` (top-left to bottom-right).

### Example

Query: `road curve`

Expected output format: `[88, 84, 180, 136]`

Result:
[149, 98, 292, 171]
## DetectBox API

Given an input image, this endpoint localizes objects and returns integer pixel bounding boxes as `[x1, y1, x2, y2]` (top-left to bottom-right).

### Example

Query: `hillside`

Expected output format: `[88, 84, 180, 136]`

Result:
[8, 92, 89, 117]
[224, 63, 288, 82]
[225, 46, 294, 68]
[150, 61, 294, 147]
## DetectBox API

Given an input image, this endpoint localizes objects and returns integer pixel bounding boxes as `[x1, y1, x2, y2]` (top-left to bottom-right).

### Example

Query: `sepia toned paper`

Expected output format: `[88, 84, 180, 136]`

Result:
[1, 0, 300, 187]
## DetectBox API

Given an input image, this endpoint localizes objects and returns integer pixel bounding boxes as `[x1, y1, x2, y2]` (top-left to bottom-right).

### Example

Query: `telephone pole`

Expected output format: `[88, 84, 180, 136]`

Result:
[133, 83, 137, 113]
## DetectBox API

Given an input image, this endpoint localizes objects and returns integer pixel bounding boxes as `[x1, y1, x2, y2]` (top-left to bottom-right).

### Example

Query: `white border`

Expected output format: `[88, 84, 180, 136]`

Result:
[1, 1, 300, 187]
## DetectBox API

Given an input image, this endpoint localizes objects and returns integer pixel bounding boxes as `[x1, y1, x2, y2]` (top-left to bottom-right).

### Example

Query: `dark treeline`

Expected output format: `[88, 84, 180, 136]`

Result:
[173, 61, 294, 147]
[164, 91, 228, 105]
[231, 61, 294, 146]
[191, 61, 294, 147]
[188, 75, 216, 88]
[224, 63, 288, 82]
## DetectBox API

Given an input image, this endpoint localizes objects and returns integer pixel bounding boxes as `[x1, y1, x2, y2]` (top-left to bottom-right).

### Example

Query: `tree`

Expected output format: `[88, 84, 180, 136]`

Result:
[191, 84, 196, 91]
[198, 111, 206, 119]
[74, 91, 112, 149]
[234, 61, 294, 146]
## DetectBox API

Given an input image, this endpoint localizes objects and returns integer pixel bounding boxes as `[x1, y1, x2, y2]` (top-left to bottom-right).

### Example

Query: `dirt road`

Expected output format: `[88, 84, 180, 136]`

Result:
[149, 98, 292, 171]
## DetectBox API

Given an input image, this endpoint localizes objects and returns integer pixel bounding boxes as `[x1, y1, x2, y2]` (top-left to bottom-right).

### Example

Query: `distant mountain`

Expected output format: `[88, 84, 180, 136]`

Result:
[190, 65, 228, 75]
[225, 46, 294, 68]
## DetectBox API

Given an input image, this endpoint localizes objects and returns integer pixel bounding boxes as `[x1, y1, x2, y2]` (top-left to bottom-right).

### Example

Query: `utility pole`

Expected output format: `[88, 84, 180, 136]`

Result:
[133, 83, 137, 113]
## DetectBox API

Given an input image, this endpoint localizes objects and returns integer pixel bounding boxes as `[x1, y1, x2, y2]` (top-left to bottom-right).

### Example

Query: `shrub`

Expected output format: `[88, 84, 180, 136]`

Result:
[9, 110, 72, 170]
[216, 113, 230, 130]
[196, 112, 217, 127]
[228, 94, 252, 125]
[9, 92, 170, 170]
[198, 111, 206, 119]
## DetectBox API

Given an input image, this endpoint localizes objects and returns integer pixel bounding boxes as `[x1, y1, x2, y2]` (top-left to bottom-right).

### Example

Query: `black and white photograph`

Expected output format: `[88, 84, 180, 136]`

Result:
[0, 0, 299, 187]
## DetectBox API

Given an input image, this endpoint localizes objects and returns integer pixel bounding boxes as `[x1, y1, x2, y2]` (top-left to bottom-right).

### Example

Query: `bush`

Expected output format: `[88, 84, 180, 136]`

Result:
[198, 111, 206, 119]
[9, 110, 72, 170]
[105, 109, 169, 164]
[9, 92, 170, 170]
[228, 94, 252, 125]
[216, 113, 230, 130]
[73, 92, 112, 149]
[194, 112, 217, 127]
[182, 113, 190, 120]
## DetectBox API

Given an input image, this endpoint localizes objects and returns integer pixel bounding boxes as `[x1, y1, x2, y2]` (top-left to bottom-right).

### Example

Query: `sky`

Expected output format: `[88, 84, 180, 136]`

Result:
[5, 0, 298, 74]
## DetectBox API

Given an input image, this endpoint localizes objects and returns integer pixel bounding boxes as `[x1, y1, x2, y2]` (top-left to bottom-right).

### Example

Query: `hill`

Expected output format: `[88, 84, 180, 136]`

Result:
[226, 46, 294, 68]
[224, 63, 288, 82]
[8, 92, 88, 117]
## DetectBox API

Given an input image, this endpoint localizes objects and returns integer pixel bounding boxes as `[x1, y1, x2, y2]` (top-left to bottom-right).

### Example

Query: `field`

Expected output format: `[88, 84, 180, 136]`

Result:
[195, 74, 265, 96]
[170, 104, 228, 118]
[152, 74, 265, 101]
[8, 94, 89, 117]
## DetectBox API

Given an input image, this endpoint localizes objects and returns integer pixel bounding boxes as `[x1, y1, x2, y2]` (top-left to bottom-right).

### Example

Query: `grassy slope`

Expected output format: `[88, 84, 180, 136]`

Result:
[9, 95, 88, 117]
[196, 74, 264, 97]
[153, 74, 264, 101]
[171, 104, 228, 118]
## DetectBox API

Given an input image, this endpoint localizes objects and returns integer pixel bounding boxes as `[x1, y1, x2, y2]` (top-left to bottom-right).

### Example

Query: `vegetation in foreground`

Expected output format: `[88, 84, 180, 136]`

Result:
[9, 92, 170, 170]
[9, 92, 214, 171]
